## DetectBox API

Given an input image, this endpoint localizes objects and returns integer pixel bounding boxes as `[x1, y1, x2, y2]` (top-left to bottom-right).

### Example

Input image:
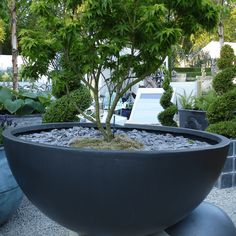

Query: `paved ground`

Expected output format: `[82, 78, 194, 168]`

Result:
[0, 187, 236, 236]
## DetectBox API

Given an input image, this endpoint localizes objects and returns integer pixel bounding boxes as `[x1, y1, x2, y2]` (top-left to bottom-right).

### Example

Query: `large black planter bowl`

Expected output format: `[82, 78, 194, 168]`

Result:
[3, 123, 230, 236]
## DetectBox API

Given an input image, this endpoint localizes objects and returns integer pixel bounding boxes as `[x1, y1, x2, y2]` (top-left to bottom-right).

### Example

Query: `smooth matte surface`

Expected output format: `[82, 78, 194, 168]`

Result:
[3, 123, 230, 235]
[178, 109, 208, 130]
[1, 188, 236, 236]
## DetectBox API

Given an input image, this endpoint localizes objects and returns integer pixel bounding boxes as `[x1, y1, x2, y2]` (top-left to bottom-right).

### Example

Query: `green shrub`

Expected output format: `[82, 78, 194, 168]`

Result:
[173, 67, 211, 73]
[206, 119, 236, 138]
[207, 45, 236, 138]
[158, 105, 178, 126]
[160, 88, 173, 109]
[51, 71, 82, 98]
[207, 88, 236, 124]
[217, 45, 235, 70]
[43, 85, 92, 123]
[194, 90, 217, 111]
[212, 66, 236, 95]
[158, 71, 177, 127]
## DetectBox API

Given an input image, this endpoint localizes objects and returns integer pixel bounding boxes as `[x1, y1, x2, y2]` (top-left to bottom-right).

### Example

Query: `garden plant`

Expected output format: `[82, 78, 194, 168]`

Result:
[20, 0, 218, 143]
[0, 86, 51, 115]
[3, 2, 234, 236]
[43, 85, 92, 123]
[158, 69, 177, 127]
[178, 90, 217, 111]
[206, 44, 236, 138]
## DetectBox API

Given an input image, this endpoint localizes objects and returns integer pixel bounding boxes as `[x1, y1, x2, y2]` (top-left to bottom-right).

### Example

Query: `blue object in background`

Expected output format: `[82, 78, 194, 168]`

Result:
[0, 147, 23, 226]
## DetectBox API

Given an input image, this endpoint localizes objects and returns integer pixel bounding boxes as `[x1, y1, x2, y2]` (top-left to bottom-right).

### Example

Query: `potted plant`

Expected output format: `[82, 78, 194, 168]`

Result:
[178, 90, 217, 130]
[0, 115, 23, 225]
[3, 1, 227, 235]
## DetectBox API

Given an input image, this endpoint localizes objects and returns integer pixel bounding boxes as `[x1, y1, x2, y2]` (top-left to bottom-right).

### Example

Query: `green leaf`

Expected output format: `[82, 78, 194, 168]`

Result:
[38, 93, 51, 107]
[20, 91, 38, 99]
[32, 101, 45, 113]
[4, 99, 24, 114]
[15, 99, 35, 115]
[0, 87, 12, 103]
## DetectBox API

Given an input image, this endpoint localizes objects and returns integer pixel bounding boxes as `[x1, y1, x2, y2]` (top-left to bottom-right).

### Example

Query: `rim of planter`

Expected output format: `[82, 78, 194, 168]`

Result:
[3, 122, 230, 156]
[0, 114, 42, 118]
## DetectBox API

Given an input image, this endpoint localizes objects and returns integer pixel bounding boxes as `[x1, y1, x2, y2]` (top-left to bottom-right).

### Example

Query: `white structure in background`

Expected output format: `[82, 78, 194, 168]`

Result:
[201, 41, 236, 59]
[0, 55, 24, 70]
[126, 88, 165, 125]
[126, 81, 198, 125]
[171, 81, 198, 108]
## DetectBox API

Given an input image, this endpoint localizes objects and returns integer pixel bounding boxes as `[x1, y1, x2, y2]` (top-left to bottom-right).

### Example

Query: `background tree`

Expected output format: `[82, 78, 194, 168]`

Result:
[20, 0, 218, 142]
[190, 0, 236, 52]
[10, 0, 18, 90]
[0, 0, 10, 54]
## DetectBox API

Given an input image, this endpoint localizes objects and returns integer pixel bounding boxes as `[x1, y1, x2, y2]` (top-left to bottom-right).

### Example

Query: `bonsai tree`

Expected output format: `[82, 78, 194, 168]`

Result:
[158, 70, 177, 127]
[207, 44, 236, 138]
[20, 0, 218, 142]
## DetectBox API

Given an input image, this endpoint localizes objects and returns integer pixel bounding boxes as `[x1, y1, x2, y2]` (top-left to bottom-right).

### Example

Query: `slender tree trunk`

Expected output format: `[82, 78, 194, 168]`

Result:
[11, 0, 18, 91]
[168, 49, 172, 79]
[218, 0, 224, 48]
[218, 21, 224, 48]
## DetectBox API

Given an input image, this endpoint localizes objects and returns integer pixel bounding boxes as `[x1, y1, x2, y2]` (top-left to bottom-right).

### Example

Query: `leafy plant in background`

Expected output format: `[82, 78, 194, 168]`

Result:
[20, 0, 218, 142]
[213, 44, 236, 96]
[194, 90, 217, 111]
[0, 87, 51, 115]
[0, 19, 5, 43]
[178, 90, 195, 110]
[217, 44, 235, 70]
[178, 90, 217, 111]
[158, 70, 177, 126]
[206, 44, 236, 138]
[43, 85, 92, 123]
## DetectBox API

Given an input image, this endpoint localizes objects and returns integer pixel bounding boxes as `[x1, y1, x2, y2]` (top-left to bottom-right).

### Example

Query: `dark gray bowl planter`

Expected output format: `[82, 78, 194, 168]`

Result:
[3, 123, 229, 235]
[0, 147, 23, 225]
[178, 109, 208, 130]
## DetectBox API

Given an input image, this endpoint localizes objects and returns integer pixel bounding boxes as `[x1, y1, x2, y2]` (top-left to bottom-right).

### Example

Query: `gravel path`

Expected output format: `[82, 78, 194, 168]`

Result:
[0, 187, 236, 236]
